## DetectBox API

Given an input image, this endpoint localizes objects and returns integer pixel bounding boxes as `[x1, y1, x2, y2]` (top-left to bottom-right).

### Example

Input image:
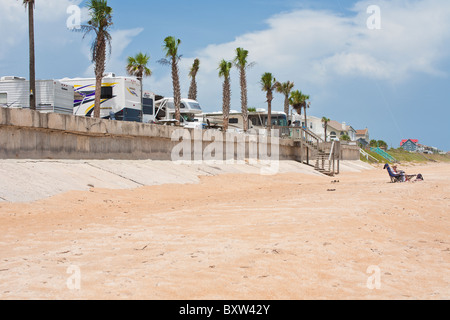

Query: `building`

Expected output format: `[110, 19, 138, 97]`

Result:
[356, 128, 370, 144]
[290, 114, 358, 142]
[357, 138, 369, 148]
[290, 114, 327, 140]
[401, 139, 419, 152]
[327, 120, 357, 141]
[418, 144, 444, 154]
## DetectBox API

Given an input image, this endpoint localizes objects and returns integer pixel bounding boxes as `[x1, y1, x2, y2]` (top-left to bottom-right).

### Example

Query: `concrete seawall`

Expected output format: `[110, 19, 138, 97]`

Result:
[0, 107, 360, 161]
[0, 159, 375, 203]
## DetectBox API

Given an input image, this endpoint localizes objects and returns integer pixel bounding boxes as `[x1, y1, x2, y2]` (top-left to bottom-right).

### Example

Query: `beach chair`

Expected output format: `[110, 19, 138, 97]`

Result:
[383, 164, 417, 183]
[384, 164, 402, 182]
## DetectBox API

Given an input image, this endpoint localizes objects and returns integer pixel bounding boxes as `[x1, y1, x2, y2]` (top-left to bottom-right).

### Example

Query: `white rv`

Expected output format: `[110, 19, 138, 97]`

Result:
[142, 91, 156, 124]
[0, 76, 74, 114]
[60, 73, 142, 122]
[152, 97, 204, 129]
[203, 109, 288, 131]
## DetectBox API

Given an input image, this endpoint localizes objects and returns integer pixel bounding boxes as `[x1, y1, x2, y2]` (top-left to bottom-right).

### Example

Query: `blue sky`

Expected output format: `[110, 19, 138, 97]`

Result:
[1, 0, 449, 151]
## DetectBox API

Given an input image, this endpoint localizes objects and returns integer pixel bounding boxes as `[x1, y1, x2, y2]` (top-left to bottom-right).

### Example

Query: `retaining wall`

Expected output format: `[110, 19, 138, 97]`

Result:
[0, 108, 360, 161]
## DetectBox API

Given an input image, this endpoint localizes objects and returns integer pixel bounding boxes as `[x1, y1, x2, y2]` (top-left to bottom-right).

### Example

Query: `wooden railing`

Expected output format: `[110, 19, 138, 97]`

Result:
[272, 126, 342, 175]
[327, 140, 340, 176]
[273, 126, 324, 145]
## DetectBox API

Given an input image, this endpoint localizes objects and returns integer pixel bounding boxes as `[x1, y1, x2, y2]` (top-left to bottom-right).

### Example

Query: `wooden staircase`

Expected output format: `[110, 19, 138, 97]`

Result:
[283, 126, 340, 176]
[314, 151, 336, 176]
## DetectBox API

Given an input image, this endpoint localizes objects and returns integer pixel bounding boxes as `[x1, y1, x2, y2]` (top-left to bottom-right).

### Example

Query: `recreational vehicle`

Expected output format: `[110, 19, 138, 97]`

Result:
[152, 97, 204, 129]
[60, 73, 142, 122]
[142, 91, 156, 124]
[203, 109, 288, 132]
[0, 76, 74, 114]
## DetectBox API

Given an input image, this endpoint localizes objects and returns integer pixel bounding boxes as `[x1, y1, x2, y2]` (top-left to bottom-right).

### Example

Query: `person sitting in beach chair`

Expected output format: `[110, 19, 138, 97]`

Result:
[384, 164, 417, 183]
[384, 164, 404, 183]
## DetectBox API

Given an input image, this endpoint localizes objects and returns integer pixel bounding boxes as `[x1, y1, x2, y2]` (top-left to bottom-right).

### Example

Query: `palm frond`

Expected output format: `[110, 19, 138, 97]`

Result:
[233, 48, 257, 70]
[158, 58, 171, 66]
[162, 36, 181, 59]
[218, 59, 232, 78]
[126, 52, 152, 78]
[21, 0, 34, 9]
[189, 58, 200, 77]
[276, 81, 295, 95]
[260, 72, 277, 91]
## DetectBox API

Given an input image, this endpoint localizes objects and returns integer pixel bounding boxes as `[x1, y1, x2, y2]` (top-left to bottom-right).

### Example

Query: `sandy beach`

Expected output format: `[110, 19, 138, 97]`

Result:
[0, 161, 449, 300]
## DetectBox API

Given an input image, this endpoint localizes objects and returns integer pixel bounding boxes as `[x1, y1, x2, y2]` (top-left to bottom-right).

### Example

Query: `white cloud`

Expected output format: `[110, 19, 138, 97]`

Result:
[0, 0, 143, 80]
[35, 0, 83, 22]
[0, 0, 27, 57]
[158, 0, 450, 112]
[0, 0, 86, 59]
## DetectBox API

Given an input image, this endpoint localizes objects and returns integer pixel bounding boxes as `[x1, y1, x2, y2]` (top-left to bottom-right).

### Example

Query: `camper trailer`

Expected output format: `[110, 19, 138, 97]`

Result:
[0, 76, 74, 114]
[153, 97, 204, 129]
[60, 73, 142, 122]
[142, 91, 156, 124]
[203, 109, 288, 132]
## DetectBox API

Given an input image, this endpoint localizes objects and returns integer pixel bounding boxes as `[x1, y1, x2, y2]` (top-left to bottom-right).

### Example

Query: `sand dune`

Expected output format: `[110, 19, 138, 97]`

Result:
[0, 161, 448, 300]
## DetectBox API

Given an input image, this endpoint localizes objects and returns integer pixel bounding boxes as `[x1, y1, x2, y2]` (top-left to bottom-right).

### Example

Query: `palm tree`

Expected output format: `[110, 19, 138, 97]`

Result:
[22, 0, 36, 110]
[126, 52, 152, 121]
[276, 81, 294, 119]
[81, 0, 113, 118]
[260, 73, 279, 133]
[289, 90, 310, 129]
[159, 36, 182, 124]
[321, 117, 330, 142]
[233, 48, 255, 132]
[188, 58, 200, 101]
[289, 90, 305, 115]
[218, 59, 232, 132]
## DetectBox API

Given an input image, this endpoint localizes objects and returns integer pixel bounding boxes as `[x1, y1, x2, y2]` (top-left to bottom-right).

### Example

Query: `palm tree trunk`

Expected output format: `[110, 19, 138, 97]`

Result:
[240, 67, 248, 132]
[139, 75, 143, 122]
[284, 96, 289, 119]
[94, 36, 106, 118]
[172, 57, 181, 124]
[267, 92, 272, 134]
[94, 76, 102, 118]
[304, 106, 308, 131]
[223, 77, 230, 132]
[188, 77, 197, 101]
[28, 1, 36, 111]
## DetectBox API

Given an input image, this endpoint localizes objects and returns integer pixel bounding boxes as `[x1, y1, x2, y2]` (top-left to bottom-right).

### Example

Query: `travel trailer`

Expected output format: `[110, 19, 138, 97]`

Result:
[60, 73, 142, 122]
[142, 91, 156, 124]
[152, 96, 204, 129]
[0, 76, 74, 114]
[203, 109, 288, 132]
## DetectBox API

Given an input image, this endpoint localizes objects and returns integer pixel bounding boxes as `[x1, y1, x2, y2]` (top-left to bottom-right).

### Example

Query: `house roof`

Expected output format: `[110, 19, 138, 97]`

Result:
[401, 139, 419, 146]
[356, 129, 368, 135]
[328, 120, 347, 132]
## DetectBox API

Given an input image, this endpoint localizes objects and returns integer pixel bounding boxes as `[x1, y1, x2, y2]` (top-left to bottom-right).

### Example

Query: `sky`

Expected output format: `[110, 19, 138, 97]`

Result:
[0, 0, 449, 151]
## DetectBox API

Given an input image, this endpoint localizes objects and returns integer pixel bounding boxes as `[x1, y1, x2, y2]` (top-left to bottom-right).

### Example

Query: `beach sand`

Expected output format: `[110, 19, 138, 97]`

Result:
[0, 162, 449, 300]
